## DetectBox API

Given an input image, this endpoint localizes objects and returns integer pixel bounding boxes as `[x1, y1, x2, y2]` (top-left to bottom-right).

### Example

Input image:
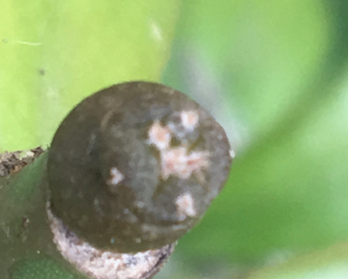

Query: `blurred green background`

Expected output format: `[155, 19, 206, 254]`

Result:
[160, 0, 348, 278]
[2, 0, 348, 278]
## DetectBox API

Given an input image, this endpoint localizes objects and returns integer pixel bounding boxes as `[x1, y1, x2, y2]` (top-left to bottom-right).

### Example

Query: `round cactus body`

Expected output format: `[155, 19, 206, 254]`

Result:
[47, 81, 232, 253]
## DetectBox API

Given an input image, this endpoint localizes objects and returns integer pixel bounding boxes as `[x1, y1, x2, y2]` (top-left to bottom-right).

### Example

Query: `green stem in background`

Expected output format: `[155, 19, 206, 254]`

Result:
[0, 0, 181, 152]
[0, 81, 232, 279]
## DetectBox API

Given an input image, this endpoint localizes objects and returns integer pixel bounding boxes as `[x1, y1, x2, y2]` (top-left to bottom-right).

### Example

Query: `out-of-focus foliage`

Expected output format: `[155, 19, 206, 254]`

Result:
[0, 0, 180, 152]
[161, 0, 348, 278]
[2, 0, 348, 278]
[246, 244, 348, 279]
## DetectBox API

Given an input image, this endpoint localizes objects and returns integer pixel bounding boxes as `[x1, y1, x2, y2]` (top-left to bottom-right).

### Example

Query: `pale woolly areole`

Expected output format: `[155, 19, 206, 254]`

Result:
[108, 167, 125, 186]
[229, 149, 236, 159]
[47, 204, 174, 279]
[148, 120, 171, 150]
[180, 110, 199, 132]
[161, 147, 209, 181]
[147, 110, 210, 182]
[175, 192, 197, 221]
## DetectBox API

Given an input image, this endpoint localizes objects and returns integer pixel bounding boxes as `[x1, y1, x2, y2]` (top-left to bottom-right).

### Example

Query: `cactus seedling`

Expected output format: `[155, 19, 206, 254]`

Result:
[45, 81, 232, 278]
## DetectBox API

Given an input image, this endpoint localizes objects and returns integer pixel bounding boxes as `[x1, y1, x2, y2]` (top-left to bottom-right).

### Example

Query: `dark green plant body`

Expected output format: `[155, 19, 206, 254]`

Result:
[0, 151, 83, 279]
[47, 81, 232, 253]
[0, 82, 232, 279]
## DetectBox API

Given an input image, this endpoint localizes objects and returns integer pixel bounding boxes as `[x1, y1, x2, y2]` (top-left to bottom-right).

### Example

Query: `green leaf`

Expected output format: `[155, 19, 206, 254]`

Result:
[163, 0, 348, 265]
[0, 0, 180, 152]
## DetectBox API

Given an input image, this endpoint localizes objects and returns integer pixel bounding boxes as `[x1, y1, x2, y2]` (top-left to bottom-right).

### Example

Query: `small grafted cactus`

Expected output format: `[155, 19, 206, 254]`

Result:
[46, 81, 232, 278]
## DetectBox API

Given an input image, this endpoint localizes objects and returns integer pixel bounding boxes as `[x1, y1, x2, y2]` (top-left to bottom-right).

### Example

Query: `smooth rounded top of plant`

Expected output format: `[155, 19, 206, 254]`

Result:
[47, 81, 232, 253]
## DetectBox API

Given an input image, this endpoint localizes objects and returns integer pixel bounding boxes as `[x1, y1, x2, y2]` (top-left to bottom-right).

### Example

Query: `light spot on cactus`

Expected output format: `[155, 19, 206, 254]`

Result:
[161, 147, 209, 180]
[108, 167, 124, 186]
[229, 149, 236, 159]
[180, 110, 199, 131]
[175, 192, 197, 220]
[147, 115, 210, 181]
[148, 121, 171, 150]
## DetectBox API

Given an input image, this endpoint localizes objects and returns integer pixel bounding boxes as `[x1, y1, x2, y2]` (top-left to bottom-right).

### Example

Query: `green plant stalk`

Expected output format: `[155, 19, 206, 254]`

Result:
[0, 151, 83, 278]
